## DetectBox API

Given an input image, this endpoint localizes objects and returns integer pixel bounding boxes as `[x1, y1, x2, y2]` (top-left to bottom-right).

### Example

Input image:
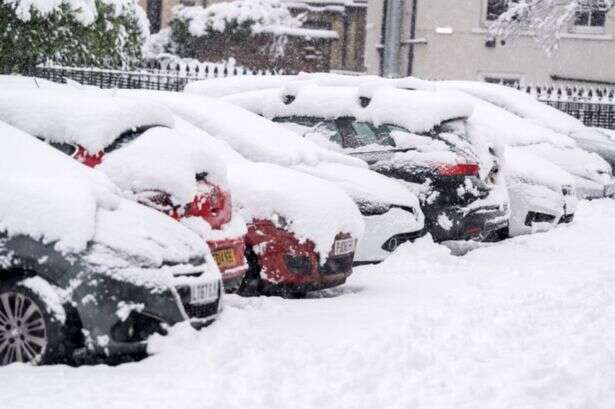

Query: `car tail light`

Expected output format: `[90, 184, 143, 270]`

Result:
[185, 181, 232, 229]
[74, 145, 104, 168]
[437, 163, 479, 177]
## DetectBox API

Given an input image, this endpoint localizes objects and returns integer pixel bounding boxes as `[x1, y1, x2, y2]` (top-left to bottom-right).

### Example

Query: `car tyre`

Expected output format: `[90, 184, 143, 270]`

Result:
[0, 278, 71, 365]
[237, 247, 264, 297]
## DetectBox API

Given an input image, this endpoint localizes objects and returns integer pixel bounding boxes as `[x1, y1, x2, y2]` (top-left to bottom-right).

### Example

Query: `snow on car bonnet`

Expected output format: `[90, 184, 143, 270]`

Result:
[173, 117, 365, 258]
[0, 120, 208, 266]
[0, 88, 175, 153]
[110, 89, 365, 168]
[98, 126, 227, 206]
[506, 147, 574, 192]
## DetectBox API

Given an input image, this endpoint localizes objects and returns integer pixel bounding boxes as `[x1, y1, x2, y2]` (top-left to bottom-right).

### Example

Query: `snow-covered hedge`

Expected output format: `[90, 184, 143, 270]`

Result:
[0, 0, 149, 71]
[163, 0, 303, 59]
[174, 0, 302, 39]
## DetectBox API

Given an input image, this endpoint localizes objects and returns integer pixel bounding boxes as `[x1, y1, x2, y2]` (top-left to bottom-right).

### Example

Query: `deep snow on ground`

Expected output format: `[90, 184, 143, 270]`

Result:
[2, 200, 615, 409]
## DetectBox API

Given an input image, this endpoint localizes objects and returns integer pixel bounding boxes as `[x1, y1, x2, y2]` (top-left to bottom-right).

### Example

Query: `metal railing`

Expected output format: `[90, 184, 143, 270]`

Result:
[32, 61, 287, 92]
[514, 83, 615, 129]
[16, 63, 615, 130]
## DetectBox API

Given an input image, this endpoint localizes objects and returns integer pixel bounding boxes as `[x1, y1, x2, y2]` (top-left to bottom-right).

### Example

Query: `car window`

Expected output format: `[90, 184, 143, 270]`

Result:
[104, 129, 142, 154]
[275, 117, 343, 147]
[343, 121, 395, 148]
[49, 141, 77, 156]
[36, 137, 77, 156]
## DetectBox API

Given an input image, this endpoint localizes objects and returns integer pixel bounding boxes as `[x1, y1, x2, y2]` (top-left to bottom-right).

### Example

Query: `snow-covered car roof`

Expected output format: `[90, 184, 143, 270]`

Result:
[0, 120, 209, 266]
[98, 126, 228, 206]
[173, 117, 364, 257]
[225, 84, 474, 135]
[0, 88, 175, 153]
[183, 73, 435, 98]
[460, 91, 576, 148]
[505, 147, 574, 192]
[107, 88, 366, 169]
[438, 81, 585, 136]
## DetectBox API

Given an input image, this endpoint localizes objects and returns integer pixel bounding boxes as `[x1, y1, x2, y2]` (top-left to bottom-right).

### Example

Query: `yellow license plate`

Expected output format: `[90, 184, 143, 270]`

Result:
[212, 248, 237, 269]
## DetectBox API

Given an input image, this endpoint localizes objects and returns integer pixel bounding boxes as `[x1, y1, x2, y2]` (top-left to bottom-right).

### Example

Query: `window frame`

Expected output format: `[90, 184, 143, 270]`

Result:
[570, 6, 608, 34]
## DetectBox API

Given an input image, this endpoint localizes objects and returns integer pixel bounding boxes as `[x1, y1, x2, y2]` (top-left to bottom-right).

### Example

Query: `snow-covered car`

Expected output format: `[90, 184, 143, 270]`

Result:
[0, 120, 222, 365]
[571, 127, 615, 172]
[438, 81, 615, 199]
[111, 89, 424, 264]
[172, 117, 365, 296]
[225, 84, 510, 242]
[503, 148, 577, 236]
[0, 87, 249, 291]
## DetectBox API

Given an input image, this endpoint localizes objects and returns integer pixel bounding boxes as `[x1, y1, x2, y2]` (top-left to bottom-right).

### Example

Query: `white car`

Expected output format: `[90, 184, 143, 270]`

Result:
[111, 89, 426, 264]
[504, 148, 577, 236]
[439, 80, 615, 199]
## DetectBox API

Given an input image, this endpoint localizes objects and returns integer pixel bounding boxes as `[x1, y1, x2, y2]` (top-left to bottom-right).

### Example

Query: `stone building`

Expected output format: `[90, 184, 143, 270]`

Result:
[365, 0, 615, 85]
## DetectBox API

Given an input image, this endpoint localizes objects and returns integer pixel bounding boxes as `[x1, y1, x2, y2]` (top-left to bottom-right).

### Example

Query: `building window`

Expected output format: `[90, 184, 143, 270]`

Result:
[485, 0, 518, 21]
[573, 6, 607, 32]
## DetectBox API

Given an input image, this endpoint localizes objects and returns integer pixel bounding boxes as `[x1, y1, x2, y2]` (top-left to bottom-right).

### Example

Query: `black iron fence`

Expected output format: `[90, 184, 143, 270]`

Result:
[13, 63, 615, 130]
[514, 84, 615, 129]
[32, 61, 284, 92]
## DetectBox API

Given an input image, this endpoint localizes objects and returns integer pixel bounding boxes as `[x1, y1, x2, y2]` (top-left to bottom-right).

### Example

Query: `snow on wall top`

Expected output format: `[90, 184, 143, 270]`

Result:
[0, 88, 174, 153]
[110, 89, 365, 169]
[173, 117, 365, 258]
[225, 84, 473, 134]
[98, 126, 228, 206]
[439, 81, 585, 136]
[0, 120, 208, 265]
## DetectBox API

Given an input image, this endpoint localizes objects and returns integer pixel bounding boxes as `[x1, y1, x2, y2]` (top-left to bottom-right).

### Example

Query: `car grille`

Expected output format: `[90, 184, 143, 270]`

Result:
[320, 254, 354, 276]
[182, 300, 219, 319]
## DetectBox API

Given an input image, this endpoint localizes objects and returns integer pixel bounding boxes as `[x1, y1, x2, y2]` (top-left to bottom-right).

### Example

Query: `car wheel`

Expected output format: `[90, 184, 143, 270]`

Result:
[0, 279, 70, 365]
[237, 246, 264, 296]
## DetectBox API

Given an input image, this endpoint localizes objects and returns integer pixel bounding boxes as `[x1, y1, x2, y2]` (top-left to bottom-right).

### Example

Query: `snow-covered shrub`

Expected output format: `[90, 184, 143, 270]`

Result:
[0, 0, 149, 72]
[166, 0, 303, 59]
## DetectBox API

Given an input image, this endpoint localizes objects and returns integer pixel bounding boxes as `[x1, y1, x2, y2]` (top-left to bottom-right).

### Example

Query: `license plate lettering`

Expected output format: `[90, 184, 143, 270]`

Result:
[190, 282, 218, 304]
[334, 238, 355, 256]
[212, 248, 237, 269]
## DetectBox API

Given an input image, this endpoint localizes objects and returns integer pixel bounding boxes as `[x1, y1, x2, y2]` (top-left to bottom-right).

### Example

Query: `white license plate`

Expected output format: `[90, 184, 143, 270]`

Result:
[190, 281, 219, 304]
[333, 238, 355, 256]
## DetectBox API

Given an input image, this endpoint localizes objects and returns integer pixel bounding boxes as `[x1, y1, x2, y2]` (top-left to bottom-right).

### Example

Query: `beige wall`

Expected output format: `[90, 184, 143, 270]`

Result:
[366, 0, 615, 83]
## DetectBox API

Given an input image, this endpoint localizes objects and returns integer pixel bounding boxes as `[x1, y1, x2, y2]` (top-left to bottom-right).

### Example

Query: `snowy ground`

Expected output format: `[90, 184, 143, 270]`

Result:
[2, 200, 615, 409]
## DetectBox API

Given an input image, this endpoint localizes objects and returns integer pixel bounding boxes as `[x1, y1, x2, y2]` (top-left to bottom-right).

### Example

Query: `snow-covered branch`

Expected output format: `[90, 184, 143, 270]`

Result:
[489, 0, 613, 53]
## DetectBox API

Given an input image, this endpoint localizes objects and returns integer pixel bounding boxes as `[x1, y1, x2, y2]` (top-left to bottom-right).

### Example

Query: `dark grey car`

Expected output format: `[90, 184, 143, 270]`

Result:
[0, 218, 222, 365]
[0, 121, 222, 366]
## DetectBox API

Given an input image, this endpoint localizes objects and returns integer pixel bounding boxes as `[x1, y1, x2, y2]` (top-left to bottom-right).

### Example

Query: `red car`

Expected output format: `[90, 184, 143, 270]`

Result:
[0, 88, 249, 291]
